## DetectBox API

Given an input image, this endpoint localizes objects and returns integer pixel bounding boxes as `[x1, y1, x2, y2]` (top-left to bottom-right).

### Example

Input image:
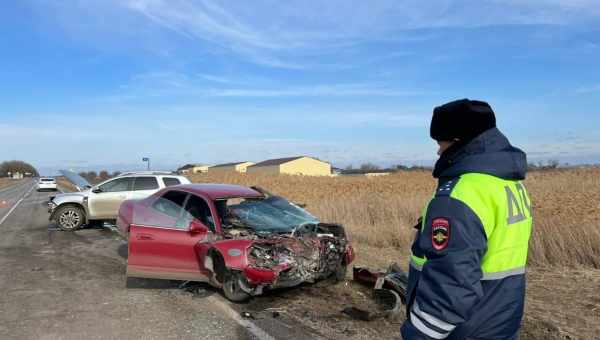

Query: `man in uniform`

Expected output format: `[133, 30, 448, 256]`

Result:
[401, 99, 533, 339]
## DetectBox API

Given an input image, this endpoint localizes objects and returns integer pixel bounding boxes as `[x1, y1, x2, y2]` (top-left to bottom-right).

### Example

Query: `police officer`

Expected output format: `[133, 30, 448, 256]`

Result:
[401, 99, 533, 340]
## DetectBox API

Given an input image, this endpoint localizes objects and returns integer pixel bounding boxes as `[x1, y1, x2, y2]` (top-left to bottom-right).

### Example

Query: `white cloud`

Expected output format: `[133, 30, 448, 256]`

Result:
[576, 84, 600, 94]
[101, 70, 437, 100]
[31, 1, 600, 69]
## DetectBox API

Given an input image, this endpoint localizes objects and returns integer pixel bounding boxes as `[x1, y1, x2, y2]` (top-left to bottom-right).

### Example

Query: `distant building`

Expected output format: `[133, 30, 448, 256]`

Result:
[177, 164, 209, 174]
[246, 156, 331, 176]
[10, 172, 23, 179]
[365, 172, 391, 177]
[209, 161, 255, 174]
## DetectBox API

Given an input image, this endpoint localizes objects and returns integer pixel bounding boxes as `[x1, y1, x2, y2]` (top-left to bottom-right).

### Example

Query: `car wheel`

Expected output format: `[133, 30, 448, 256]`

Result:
[222, 271, 251, 302]
[55, 205, 85, 231]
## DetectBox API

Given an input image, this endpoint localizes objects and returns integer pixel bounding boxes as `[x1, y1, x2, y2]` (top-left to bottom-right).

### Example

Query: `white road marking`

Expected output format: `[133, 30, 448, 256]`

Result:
[208, 296, 276, 340]
[0, 184, 35, 226]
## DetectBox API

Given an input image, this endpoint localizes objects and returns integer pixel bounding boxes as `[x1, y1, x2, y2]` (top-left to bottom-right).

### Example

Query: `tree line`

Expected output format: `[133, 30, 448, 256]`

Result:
[0, 160, 39, 177]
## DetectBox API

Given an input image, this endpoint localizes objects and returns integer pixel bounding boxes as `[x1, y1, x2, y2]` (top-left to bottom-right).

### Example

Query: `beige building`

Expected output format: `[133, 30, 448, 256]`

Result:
[177, 164, 209, 174]
[209, 161, 255, 174]
[246, 156, 331, 176]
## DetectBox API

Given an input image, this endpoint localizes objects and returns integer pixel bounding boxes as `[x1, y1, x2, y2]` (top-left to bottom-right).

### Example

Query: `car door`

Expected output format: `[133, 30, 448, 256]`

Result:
[130, 176, 161, 201]
[127, 190, 211, 282]
[88, 177, 134, 218]
[181, 194, 221, 275]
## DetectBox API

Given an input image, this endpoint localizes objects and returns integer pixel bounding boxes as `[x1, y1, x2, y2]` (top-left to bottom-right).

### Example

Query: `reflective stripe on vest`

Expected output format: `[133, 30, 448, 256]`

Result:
[411, 254, 425, 271]
[481, 266, 526, 280]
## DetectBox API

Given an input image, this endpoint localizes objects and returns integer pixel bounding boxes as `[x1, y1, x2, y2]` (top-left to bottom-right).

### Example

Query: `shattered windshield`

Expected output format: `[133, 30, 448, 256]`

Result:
[222, 196, 319, 232]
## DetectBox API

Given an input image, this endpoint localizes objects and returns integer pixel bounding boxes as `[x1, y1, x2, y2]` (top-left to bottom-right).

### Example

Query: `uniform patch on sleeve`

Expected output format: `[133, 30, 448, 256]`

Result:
[431, 218, 450, 250]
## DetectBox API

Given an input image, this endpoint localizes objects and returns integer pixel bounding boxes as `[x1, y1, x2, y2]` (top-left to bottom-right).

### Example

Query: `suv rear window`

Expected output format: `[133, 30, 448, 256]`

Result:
[40, 178, 55, 182]
[163, 177, 181, 187]
[134, 177, 159, 191]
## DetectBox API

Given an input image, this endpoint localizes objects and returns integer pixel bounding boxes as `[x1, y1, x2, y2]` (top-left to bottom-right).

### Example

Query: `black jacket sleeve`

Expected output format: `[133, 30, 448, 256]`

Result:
[401, 196, 487, 339]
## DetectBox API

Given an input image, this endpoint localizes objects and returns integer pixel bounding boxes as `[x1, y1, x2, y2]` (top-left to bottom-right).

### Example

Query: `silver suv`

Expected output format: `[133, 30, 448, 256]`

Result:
[48, 170, 190, 231]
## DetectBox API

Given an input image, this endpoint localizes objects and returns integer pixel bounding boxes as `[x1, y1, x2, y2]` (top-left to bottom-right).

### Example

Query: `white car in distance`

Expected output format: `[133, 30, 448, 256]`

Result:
[37, 177, 58, 191]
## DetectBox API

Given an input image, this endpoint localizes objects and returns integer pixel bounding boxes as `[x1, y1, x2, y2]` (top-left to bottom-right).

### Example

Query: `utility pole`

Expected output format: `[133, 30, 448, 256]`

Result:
[142, 157, 150, 171]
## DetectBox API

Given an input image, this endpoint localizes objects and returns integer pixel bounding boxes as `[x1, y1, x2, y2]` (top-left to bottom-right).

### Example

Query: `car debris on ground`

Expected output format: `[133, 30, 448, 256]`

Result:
[341, 263, 409, 321]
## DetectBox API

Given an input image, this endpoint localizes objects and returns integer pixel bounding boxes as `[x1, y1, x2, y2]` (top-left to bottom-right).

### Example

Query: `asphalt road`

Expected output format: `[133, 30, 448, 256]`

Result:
[0, 180, 319, 340]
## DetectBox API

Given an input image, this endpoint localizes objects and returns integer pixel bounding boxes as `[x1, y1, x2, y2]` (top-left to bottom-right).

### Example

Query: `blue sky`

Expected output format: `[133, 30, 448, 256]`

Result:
[1, 1, 600, 174]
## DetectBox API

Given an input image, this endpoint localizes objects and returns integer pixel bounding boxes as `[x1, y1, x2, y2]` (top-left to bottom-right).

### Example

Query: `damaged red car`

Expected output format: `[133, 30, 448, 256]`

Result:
[117, 184, 354, 302]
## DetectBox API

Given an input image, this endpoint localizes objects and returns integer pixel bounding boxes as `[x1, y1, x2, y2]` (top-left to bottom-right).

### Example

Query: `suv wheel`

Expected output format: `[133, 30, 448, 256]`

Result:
[55, 206, 85, 231]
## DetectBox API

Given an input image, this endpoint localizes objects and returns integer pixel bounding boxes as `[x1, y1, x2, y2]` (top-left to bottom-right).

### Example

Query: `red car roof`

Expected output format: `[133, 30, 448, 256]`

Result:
[175, 183, 263, 200]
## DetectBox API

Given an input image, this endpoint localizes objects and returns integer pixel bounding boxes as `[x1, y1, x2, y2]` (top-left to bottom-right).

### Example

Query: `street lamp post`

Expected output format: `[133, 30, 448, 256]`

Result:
[142, 157, 150, 171]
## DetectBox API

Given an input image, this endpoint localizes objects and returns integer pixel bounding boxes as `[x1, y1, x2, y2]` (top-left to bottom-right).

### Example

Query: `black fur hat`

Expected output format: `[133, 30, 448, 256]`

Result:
[430, 99, 496, 142]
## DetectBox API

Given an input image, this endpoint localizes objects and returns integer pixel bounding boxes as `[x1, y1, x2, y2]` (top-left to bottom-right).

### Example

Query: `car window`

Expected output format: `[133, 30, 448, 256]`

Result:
[184, 194, 215, 232]
[98, 177, 133, 193]
[162, 177, 181, 187]
[134, 177, 159, 191]
[151, 190, 190, 229]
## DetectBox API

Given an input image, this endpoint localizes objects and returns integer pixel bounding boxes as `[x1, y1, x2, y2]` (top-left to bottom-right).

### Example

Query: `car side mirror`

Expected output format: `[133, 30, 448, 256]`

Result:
[295, 202, 307, 208]
[189, 219, 209, 235]
[92, 187, 102, 194]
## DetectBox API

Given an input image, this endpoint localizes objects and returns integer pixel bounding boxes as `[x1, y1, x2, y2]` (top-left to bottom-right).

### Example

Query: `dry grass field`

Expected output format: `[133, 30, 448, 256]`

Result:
[0, 178, 21, 190]
[189, 168, 600, 339]
[189, 167, 600, 269]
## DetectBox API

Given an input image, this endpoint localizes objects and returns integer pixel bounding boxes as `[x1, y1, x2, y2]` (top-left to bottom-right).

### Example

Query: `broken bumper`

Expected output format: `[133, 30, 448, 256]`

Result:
[243, 267, 277, 285]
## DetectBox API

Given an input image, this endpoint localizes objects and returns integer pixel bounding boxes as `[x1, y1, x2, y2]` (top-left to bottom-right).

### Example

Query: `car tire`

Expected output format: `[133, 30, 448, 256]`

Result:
[55, 205, 85, 231]
[222, 270, 251, 302]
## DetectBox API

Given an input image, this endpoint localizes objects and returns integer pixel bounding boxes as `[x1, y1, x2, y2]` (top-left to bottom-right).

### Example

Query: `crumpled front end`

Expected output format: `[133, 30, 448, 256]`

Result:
[240, 223, 353, 296]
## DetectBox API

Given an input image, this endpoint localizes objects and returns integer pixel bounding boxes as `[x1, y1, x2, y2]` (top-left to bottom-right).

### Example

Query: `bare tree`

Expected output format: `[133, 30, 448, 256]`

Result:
[0, 160, 39, 177]
[85, 171, 98, 182]
[360, 163, 380, 171]
[547, 159, 560, 169]
[98, 170, 110, 181]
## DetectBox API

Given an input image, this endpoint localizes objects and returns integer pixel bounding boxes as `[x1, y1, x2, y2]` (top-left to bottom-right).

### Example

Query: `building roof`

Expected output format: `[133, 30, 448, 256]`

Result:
[177, 164, 194, 171]
[211, 161, 251, 168]
[177, 163, 206, 171]
[174, 183, 263, 200]
[250, 156, 326, 167]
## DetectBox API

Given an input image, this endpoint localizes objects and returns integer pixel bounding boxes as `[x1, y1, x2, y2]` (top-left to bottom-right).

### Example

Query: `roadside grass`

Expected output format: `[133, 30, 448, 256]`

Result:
[189, 167, 600, 268]
[0, 178, 22, 190]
